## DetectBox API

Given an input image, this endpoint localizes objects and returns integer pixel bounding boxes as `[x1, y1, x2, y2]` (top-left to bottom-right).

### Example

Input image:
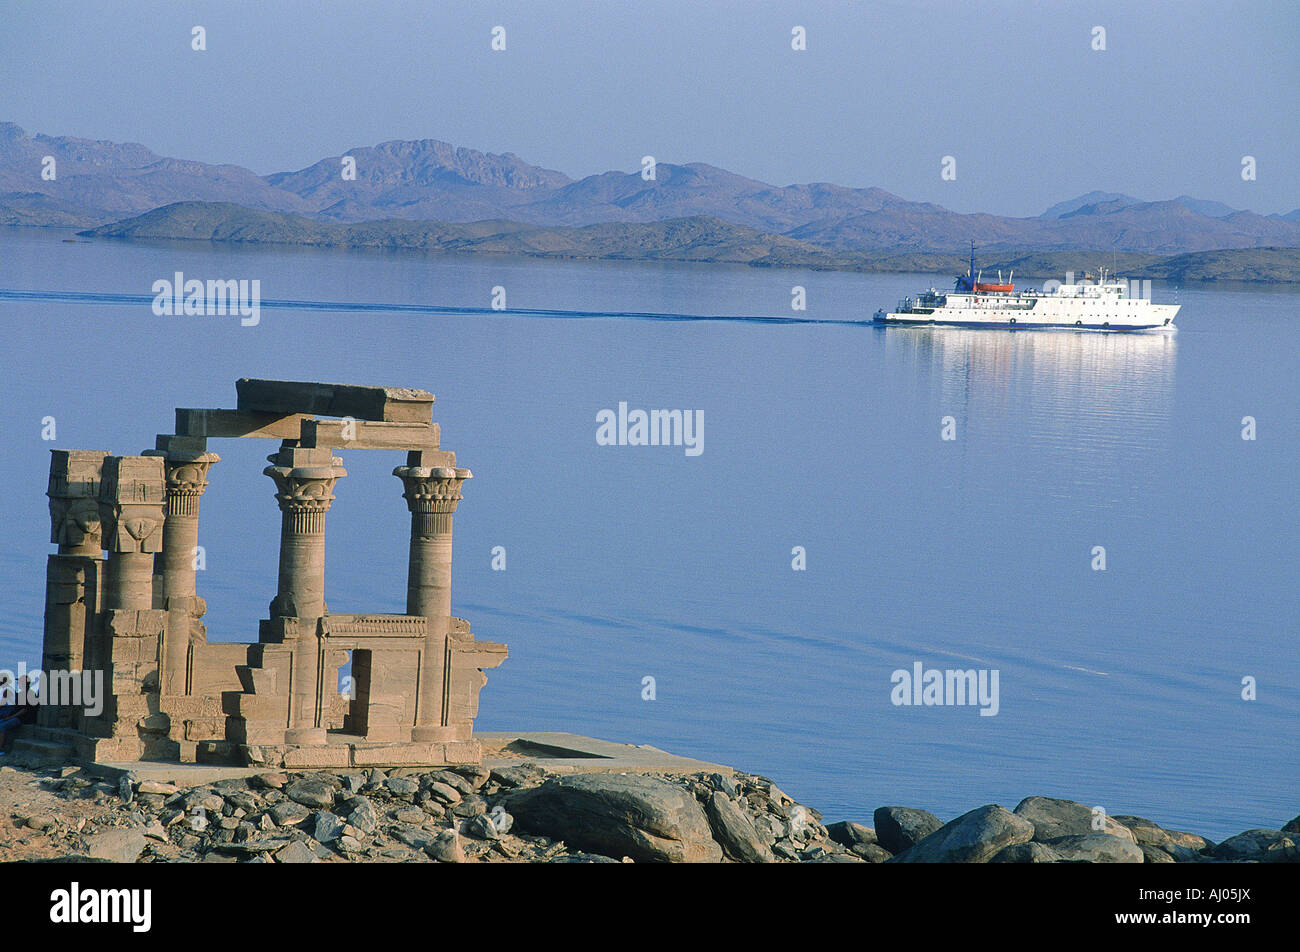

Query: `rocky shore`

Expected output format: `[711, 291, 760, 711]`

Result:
[1, 762, 1295, 863]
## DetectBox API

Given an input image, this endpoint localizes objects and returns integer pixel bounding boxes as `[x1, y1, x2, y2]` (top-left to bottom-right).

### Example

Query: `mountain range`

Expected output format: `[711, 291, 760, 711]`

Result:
[4, 122, 1299, 274]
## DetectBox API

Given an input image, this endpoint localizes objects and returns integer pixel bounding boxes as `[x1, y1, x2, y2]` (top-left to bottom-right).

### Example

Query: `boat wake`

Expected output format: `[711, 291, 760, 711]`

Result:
[0, 287, 867, 326]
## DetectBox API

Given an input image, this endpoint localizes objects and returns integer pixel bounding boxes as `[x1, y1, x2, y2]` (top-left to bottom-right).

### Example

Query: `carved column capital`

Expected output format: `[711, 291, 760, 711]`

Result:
[97, 456, 166, 554]
[265, 451, 346, 531]
[47, 449, 109, 554]
[393, 466, 472, 512]
[164, 452, 219, 511]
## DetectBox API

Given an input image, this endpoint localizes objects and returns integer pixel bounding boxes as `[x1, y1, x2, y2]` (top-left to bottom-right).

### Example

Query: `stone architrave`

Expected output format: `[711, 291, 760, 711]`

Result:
[393, 459, 471, 741]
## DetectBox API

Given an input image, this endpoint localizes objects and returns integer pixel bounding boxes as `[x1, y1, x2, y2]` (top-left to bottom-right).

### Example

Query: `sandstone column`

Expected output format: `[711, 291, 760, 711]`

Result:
[393, 461, 471, 741]
[265, 445, 346, 744]
[145, 439, 219, 696]
[98, 456, 167, 612]
[265, 446, 346, 621]
[39, 450, 108, 727]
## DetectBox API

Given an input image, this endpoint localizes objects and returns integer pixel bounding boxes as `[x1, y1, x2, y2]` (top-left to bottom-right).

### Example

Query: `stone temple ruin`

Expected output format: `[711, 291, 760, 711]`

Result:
[15, 379, 505, 770]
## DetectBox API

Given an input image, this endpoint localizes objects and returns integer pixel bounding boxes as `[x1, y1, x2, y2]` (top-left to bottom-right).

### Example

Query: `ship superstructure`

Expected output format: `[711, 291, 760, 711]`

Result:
[874, 245, 1179, 331]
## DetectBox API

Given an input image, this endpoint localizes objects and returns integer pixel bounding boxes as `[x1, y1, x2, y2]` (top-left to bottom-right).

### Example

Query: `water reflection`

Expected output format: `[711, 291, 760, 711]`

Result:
[883, 326, 1176, 432]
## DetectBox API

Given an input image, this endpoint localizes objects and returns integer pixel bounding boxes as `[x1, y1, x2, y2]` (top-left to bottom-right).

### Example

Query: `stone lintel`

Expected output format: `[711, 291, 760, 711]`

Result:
[300, 418, 440, 451]
[175, 408, 309, 440]
[236, 378, 434, 424]
[149, 434, 210, 455]
[405, 449, 457, 468]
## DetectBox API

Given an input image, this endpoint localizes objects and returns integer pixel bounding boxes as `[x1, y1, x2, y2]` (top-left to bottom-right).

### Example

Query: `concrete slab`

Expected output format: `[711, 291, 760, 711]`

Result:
[478, 732, 735, 776]
[79, 732, 733, 784]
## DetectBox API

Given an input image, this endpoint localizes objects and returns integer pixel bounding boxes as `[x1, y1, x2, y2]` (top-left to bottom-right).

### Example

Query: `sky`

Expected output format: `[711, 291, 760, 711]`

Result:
[1, 0, 1296, 217]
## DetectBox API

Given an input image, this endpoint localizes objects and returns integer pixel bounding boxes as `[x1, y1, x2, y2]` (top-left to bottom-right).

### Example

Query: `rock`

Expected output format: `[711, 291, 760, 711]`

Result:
[1282, 815, 1300, 836]
[341, 796, 379, 833]
[338, 835, 362, 853]
[549, 852, 621, 863]
[393, 826, 434, 850]
[117, 776, 134, 803]
[426, 830, 464, 863]
[449, 765, 491, 789]
[212, 777, 252, 795]
[310, 811, 344, 843]
[1013, 797, 1135, 843]
[285, 780, 335, 809]
[890, 804, 1034, 863]
[384, 777, 420, 798]
[268, 801, 310, 826]
[489, 764, 546, 788]
[873, 806, 944, 854]
[392, 806, 425, 825]
[274, 840, 319, 864]
[430, 771, 474, 795]
[425, 781, 462, 804]
[25, 815, 56, 831]
[772, 842, 800, 861]
[990, 842, 1063, 863]
[509, 773, 724, 863]
[1111, 814, 1168, 846]
[1213, 829, 1287, 862]
[1164, 829, 1212, 853]
[852, 843, 893, 863]
[708, 773, 739, 797]
[251, 772, 287, 790]
[705, 791, 773, 863]
[184, 790, 225, 814]
[1141, 844, 1177, 863]
[810, 853, 866, 863]
[464, 813, 499, 840]
[1048, 833, 1144, 863]
[1213, 829, 1283, 862]
[825, 820, 876, 849]
[451, 795, 486, 818]
[1261, 836, 1299, 863]
[86, 828, 147, 863]
[753, 814, 785, 843]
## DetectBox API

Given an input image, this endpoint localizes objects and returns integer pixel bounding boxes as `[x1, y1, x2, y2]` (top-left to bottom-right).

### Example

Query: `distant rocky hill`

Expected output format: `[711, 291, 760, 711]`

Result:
[81, 201, 1300, 281]
[5, 122, 1300, 275]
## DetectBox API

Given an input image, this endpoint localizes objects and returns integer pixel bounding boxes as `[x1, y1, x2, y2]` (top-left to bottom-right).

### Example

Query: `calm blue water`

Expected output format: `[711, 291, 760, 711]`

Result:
[1, 228, 1295, 840]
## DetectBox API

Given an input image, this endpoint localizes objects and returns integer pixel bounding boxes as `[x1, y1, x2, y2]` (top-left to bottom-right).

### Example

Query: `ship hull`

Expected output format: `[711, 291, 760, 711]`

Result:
[874, 303, 1178, 332]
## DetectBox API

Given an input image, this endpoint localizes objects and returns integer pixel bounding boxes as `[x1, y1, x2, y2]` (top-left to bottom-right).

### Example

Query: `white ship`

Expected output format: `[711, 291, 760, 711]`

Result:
[874, 245, 1179, 331]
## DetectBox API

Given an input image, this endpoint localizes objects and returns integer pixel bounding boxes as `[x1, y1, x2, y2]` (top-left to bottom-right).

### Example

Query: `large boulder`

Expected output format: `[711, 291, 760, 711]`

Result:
[1014, 797, 1135, 843]
[889, 805, 1034, 863]
[1113, 814, 1211, 856]
[1048, 833, 1144, 863]
[508, 774, 724, 863]
[989, 842, 1063, 863]
[873, 806, 944, 854]
[1213, 829, 1290, 862]
[85, 828, 147, 863]
[705, 792, 772, 863]
[825, 820, 877, 849]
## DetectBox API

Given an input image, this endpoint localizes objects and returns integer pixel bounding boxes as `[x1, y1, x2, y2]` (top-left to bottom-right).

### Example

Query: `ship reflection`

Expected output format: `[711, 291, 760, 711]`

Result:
[880, 326, 1177, 442]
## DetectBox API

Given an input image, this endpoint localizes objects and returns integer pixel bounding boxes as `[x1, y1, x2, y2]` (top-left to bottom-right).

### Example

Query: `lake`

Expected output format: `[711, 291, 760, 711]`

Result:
[1, 227, 1295, 840]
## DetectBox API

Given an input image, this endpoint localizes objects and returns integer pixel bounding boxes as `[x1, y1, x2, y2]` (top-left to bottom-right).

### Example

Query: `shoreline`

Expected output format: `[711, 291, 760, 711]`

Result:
[1, 758, 1294, 864]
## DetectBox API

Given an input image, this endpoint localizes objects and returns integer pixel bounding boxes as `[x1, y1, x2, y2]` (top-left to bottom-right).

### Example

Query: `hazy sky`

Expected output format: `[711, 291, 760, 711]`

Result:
[2, 0, 1296, 216]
